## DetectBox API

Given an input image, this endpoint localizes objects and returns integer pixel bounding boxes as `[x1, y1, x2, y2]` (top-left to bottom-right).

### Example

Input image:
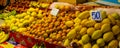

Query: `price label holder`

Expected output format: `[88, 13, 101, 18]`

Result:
[90, 10, 102, 21]
[50, 8, 59, 16]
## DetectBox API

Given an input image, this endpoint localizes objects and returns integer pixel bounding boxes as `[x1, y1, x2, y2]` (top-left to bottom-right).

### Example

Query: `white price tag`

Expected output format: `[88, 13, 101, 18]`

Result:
[90, 10, 102, 21]
[50, 8, 59, 16]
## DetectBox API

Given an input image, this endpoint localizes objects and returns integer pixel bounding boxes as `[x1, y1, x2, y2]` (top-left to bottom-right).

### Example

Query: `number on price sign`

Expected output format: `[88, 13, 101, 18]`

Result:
[91, 10, 102, 21]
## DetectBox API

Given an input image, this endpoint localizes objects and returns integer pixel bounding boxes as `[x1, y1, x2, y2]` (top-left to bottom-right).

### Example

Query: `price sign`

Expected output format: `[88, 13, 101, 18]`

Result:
[90, 10, 102, 21]
[50, 8, 59, 16]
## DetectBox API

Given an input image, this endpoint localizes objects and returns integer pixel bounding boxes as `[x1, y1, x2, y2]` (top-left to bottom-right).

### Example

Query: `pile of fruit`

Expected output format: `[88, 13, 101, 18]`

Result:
[29, 1, 50, 8]
[0, 42, 14, 48]
[0, 31, 9, 44]
[2, 4, 120, 48]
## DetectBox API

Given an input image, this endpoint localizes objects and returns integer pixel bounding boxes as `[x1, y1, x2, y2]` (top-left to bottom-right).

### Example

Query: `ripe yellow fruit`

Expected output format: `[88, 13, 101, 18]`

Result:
[81, 19, 88, 26]
[31, 11, 37, 17]
[101, 24, 110, 33]
[116, 20, 120, 27]
[96, 38, 105, 47]
[64, 39, 70, 47]
[74, 25, 82, 32]
[101, 18, 111, 24]
[81, 34, 90, 44]
[80, 27, 87, 35]
[101, 11, 107, 19]
[74, 18, 81, 24]
[83, 43, 91, 48]
[78, 40, 84, 46]
[67, 29, 76, 39]
[65, 21, 74, 27]
[112, 25, 120, 35]
[108, 40, 118, 48]
[85, 20, 96, 27]
[103, 32, 114, 42]
[92, 30, 102, 40]
[87, 27, 95, 36]
[78, 11, 90, 20]
[92, 44, 99, 48]
[94, 23, 101, 30]
[108, 15, 116, 25]
[111, 13, 120, 20]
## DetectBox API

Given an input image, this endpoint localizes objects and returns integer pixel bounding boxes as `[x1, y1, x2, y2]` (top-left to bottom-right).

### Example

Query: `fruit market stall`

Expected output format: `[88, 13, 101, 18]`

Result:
[0, 1, 120, 48]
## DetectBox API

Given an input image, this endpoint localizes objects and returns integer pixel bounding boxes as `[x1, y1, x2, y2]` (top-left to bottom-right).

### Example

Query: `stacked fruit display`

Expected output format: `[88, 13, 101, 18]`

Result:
[64, 10, 120, 48]
[0, 42, 14, 48]
[0, 31, 9, 43]
[2, 5, 120, 48]
[29, 1, 50, 8]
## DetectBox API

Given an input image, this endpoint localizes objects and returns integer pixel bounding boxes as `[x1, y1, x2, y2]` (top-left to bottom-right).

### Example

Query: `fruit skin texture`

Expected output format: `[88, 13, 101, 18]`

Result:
[101, 11, 107, 19]
[78, 11, 90, 20]
[67, 29, 76, 39]
[94, 23, 101, 30]
[0, 32, 5, 40]
[92, 30, 102, 40]
[64, 39, 70, 47]
[65, 21, 74, 27]
[81, 34, 90, 44]
[92, 44, 99, 48]
[79, 27, 87, 35]
[108, 15, 116, 25]
[85, 20, 96, 27]
[74, 18, 81, 24]
[108, 40, 118, 48]
[87, 27, 95, 36]
[101, 18, 111, 24]
[103, 32, 114, 42]
[78, 40, 84, 46]
[81, 19, 88, 26]
[96, 38, 105, 47]
[111, 13, 120, 20]
[74, 25, 82, 32]
[112, 25, 120, 35]
[101, 24, 110, 33]
[0, 34, 9, 43]
[83, 43, 91, 48]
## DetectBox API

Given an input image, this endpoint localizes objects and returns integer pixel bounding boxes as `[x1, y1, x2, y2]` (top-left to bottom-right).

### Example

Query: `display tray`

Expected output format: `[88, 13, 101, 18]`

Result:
[9, 32, 65, 48]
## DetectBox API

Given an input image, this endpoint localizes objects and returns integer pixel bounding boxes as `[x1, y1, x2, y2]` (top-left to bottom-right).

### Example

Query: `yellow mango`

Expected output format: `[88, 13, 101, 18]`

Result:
[87, 27, 95, 36]
[94, 23, 101, 30]
[92, 44, 99, 48]
[78, 11, 90, 20]
[85, 20, 96, 27]
[92, 30, 102, 40]
[81, 34, 90, 44]
[96, 38, 105, 47]
[83, 43, 91, 48]
[79, 27, 87, 35]
[103, 32, 114, 42]
[108, 40, 119, 48]
[112, 25, 120, 35]
[101, 24, 110, 33]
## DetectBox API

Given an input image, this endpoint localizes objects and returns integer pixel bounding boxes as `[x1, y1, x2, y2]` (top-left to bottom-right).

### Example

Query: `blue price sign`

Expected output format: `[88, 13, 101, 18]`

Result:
[91, 11, 102, 21]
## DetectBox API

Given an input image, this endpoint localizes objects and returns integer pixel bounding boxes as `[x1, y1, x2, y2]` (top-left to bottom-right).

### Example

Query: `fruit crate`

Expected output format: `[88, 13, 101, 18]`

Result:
[9, 32, 66, 48]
